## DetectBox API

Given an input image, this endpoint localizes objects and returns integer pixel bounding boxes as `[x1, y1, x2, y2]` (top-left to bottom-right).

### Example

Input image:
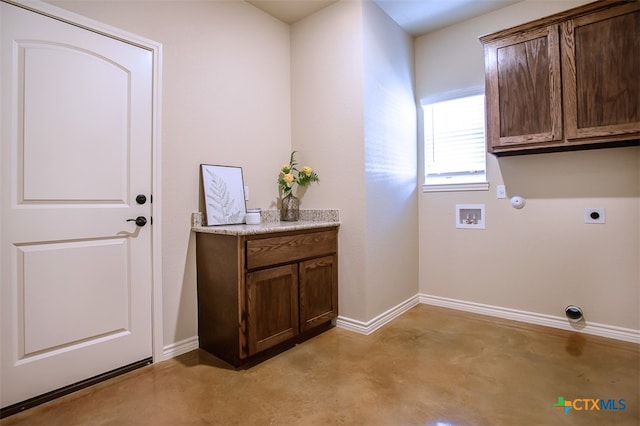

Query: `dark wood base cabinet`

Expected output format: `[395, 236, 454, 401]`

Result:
[195, 226, 338, 367]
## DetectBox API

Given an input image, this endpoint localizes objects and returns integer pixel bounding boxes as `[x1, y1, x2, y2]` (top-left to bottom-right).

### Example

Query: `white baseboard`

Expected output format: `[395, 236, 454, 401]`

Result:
[174, 294, 637, 356]
[419, 293, 640, 344]
[335, 293, 639, 344]
[162, 336, 199, 359]
[336, 295, 419, 335]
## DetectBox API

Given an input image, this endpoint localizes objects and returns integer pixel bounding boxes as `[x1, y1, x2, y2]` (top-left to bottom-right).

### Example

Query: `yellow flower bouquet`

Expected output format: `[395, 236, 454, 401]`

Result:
[277, 151, 319, 196]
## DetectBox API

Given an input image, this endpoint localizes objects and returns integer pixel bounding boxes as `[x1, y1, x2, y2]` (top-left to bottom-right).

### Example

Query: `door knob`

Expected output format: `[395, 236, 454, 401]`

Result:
[127, 216, 147, 227]
[136, 194, 147, 205]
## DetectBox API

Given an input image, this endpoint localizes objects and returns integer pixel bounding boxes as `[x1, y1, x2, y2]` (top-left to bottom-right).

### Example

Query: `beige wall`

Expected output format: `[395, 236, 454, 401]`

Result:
[362, 1, 418, 319]
[291, 0, 418, 322]
[416, 0, 640, 330]
[49, 0, 419, 346]
[47, 0, 639, 349]
[49, 0, 293, 347]
[291, 1, 368, 321]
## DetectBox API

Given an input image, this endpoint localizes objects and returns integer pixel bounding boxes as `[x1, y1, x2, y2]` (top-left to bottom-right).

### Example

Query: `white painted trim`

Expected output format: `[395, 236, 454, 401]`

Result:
[419, 294, 640, 344]
[420, 85, 484, 105]
[336, 295, 419, 335]
[4, 0, 160, 50]
[150, 45, 164, 364]
[163, 337, 199, 360]
[422, 181, 489, 192]
[8, 0, 165, 362]
[337, 293, 639, 344]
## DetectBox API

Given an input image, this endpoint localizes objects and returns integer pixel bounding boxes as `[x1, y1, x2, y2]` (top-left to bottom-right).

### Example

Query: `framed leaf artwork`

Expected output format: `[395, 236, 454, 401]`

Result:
[201, 164, 247, 225]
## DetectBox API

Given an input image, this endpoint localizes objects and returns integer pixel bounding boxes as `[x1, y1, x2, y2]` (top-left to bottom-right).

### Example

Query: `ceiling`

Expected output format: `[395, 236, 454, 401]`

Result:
[246, 0, 338, 25]
[246, 0, 522, 36]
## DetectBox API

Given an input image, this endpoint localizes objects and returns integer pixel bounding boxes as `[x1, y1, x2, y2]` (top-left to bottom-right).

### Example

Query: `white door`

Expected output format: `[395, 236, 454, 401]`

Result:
[1, 2, 153, 408]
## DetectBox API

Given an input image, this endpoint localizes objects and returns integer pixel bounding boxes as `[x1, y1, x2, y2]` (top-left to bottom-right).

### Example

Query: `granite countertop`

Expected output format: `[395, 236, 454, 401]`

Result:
[191, 209, 339, 236]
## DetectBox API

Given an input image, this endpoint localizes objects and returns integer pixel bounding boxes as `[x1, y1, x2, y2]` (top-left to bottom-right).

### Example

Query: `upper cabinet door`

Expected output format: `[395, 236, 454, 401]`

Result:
[484, 25, 562, 151]
[562, 3, 640, 140]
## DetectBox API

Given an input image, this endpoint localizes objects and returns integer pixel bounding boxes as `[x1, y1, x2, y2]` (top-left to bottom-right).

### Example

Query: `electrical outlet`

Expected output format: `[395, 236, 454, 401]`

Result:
[496, 184, 506, 199]
[584, 208, 605, 224]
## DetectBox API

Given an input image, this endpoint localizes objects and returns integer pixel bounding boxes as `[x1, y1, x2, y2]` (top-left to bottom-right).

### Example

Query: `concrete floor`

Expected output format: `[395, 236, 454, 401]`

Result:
[2, 305, 638, 425]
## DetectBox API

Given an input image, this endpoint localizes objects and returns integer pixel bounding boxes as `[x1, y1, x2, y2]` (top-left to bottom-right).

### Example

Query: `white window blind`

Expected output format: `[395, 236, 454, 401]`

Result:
[423, 93, 486, 188]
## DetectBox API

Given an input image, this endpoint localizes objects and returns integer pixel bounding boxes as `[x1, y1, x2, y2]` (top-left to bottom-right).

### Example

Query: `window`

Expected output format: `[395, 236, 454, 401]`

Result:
[422, 91, 488, 192]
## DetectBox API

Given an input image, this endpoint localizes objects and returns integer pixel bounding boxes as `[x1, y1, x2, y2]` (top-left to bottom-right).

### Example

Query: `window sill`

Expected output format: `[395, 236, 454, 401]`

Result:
[422, 182, 489, 193]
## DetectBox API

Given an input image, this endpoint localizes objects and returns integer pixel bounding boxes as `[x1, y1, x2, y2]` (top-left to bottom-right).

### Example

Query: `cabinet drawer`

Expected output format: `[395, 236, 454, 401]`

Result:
[246, 230, 337, 270]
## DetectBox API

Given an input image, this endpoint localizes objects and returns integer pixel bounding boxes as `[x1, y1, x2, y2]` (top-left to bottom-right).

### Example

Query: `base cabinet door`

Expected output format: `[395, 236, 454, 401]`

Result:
[299, 255, 338, 333]
[246, 264, 299, 355]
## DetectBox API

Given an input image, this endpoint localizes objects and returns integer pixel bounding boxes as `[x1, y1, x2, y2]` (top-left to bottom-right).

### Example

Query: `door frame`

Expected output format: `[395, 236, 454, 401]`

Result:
[3, 0, 164, 363]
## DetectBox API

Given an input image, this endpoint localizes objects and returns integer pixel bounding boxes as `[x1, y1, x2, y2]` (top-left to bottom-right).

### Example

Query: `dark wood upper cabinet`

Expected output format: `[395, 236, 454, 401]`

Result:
[481, 0, 640, 155]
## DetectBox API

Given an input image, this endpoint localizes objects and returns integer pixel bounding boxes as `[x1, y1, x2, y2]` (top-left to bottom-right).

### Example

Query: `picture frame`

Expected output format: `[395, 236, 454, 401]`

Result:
[201, 164, 246, 226]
